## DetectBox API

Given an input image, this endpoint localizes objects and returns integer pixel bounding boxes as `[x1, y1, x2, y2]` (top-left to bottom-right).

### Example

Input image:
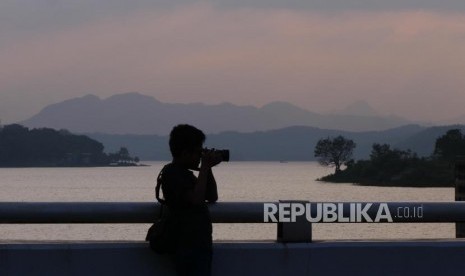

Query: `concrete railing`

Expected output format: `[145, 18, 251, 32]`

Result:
[2, 201, 465, 223]
[2, 201, 465, 242]
[2, 201, 465, 276]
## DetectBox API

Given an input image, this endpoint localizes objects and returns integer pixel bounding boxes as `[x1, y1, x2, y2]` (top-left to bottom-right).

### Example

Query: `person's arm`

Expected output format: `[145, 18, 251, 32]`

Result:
[186, 150, 221, 205]
[186, 164, 209, 205]
[205, 168, 218, 202]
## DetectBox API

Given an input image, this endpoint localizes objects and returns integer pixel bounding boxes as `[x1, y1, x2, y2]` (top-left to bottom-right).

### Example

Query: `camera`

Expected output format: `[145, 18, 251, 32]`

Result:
[204, 148, 230, 162]
[218, 149, 230, 162]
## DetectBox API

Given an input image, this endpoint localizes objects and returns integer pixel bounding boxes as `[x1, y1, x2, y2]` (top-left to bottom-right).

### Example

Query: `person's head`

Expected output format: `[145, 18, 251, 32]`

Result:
[169, 124, 206, 168]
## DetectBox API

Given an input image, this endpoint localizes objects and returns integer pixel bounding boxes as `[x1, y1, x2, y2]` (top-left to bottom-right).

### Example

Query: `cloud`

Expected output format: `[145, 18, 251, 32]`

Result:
[1, 4, 465, 123]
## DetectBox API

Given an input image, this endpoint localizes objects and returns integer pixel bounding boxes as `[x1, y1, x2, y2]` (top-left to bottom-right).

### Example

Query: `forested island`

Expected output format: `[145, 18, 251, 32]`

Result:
[315, 129, 465, 187]
[0, 124, 139, 167]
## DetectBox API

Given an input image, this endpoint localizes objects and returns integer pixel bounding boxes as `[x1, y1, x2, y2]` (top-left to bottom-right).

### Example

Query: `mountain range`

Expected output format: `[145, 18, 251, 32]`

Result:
[87, 124, 465, 161]
[20, 92, 464, 161]
[21, 92, 415, 135]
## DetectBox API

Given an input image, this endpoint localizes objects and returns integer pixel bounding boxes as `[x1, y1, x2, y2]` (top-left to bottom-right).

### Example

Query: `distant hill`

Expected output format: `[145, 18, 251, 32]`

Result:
[443, 114, 465, 125]
[334, 100, 380, 117]
[394, 125, 465, 157]
[0, 124, 140, 167]
[87, 124, 464, 161]
[21, 92, 414, 135]
[0, 124, 107, 167]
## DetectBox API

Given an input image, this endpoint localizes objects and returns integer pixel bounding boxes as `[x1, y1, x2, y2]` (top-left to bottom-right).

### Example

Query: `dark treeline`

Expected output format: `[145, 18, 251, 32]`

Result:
[0, 124, 138, 167]
[320, 129, 465, 187]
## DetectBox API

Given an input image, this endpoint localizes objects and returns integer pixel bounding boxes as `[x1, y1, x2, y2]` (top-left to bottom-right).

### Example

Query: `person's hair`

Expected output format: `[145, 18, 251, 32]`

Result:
[169, 124, 206, 158]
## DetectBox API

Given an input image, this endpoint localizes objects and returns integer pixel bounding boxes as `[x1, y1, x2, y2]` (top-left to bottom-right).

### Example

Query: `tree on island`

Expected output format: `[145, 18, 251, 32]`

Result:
[434, 129, 465, 165]
[107, 147, 139, 165]
[318, 129, 464, 187]
[314, 135, 356, 174]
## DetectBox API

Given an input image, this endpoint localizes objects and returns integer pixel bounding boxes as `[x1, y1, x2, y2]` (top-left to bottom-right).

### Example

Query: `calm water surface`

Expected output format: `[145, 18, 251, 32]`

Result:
[0, 162, 454, 241]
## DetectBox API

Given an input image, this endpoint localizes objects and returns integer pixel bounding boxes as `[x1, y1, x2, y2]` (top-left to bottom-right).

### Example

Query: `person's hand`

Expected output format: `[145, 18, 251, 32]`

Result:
[201, 148, 222, 169]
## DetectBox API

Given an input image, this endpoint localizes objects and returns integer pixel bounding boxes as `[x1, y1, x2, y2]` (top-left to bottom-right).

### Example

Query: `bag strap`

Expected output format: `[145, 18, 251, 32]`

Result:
[155, 165, 167, 205]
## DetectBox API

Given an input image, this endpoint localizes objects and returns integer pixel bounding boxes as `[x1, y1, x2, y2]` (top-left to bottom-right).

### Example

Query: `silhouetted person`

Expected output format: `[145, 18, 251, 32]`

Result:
[155, 124, 221, 276]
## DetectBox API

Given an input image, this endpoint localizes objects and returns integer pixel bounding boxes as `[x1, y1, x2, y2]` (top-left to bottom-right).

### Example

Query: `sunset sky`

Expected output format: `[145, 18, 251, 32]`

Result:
[1, 0, 465, 124]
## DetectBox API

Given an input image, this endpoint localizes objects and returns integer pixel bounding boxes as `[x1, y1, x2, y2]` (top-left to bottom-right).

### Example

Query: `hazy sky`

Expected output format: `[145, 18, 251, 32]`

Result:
[1, 0, 465, 124]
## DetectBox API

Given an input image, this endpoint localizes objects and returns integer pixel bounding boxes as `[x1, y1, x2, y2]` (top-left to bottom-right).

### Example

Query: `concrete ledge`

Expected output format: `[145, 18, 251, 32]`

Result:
[2, 240, 465, 275]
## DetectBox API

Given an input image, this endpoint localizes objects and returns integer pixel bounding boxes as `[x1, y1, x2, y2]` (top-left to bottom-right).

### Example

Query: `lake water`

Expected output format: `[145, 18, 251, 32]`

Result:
[0, 161, 455, 241]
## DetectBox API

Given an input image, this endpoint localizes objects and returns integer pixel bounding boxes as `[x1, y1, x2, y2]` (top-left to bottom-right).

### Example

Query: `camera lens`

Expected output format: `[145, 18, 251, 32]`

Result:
[220, 150, 230, 162]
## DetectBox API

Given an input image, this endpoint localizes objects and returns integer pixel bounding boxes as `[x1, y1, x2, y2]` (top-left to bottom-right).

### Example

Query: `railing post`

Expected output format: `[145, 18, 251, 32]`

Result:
[456, 159, 465, 238]
[277, 200, 312, 243]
